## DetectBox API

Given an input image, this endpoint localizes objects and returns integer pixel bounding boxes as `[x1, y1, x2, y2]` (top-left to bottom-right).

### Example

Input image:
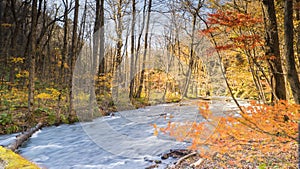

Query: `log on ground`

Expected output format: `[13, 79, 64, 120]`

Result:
[6, 122, 43, 152]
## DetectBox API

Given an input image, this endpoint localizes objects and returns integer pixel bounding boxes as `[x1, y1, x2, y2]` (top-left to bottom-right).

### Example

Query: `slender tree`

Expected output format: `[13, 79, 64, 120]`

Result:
[115, 0, 124, 71]
[129, 0, 136, 98]
[94, 0, 105, 97]
[135, 0, 152, 98]
[60, 0, 69, 85]
[68, 0, 79, 119]
[181, 0, 203, 98]
[133, 0, 147, 96]
[96, 0, 105, 77]
[28, 0, 38, 118]
[8, 0, 18, 90]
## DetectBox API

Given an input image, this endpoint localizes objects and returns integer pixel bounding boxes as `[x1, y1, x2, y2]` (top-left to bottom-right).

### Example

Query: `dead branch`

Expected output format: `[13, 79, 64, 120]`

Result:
[175, 152, 197, 166]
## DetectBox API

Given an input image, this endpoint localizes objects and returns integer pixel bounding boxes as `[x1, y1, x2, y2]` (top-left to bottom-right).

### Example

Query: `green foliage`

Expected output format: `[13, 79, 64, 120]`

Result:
[47, 111, 57, 125]
[0, 113, 12, 126]
[5, 125, 19, 134]
[35, 107, 51, 114]
[0, 88, 27, 110]
[0, 113, 19, 134]
[258, 163, 267, 169]
[60, 114, 69, 124]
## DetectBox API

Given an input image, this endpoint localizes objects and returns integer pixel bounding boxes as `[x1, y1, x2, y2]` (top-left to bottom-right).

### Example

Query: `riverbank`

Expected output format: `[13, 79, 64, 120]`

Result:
[0, 93, 185, 135]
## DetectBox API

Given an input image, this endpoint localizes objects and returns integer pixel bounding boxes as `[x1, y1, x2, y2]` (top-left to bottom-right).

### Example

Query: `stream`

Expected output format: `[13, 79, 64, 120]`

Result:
[0, 98, 245, 169]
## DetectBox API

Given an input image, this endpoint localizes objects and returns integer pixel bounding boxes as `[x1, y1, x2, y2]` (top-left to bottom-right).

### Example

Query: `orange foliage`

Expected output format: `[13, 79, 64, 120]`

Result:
[155, 100, 299, 167]
[207, 10, 262, 28]
[201, 10, 263, 51]
[214, 44, 236, 51]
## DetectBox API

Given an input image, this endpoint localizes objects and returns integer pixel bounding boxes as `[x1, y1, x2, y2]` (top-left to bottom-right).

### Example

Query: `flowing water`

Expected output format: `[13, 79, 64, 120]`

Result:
[0, 98, 245, 169]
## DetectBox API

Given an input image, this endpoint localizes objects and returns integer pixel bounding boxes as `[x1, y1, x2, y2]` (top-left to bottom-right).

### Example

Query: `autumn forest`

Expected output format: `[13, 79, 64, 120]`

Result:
[0, 0, 299, 168]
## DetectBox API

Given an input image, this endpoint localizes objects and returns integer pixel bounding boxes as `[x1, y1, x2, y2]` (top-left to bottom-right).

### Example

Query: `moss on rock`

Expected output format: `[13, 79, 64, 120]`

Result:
[0, 146, 39, 169]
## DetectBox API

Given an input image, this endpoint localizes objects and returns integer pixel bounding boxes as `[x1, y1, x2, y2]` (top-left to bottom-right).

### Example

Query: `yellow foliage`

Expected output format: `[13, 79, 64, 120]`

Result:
[46, 88, 60, 98]
[0, 146, 40, 169]
[0, 88, 27, 108]
[36, 93, 52, 100]
[11, 57, 25, 64]
[36, 88, 60, 100]
[64, 63, 69, 69]
[165, 92, 181, 102]
[15, 70, 29, 78]
[171, 42, 194, 65]
[57, 61, 62, 67]
[0, 23, 13, 28]
[15, 74, 22, 79]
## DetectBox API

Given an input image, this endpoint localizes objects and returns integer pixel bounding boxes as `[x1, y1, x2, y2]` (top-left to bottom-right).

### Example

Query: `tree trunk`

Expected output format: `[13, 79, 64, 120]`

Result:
[58, 0, 69, 117]
[284, 0, 300, 104]
[69, 0, 79, 120]
[129, 0, 136, 99]
[132, 0, 146, 97]
[60, 0, 69, 86]
[95, 0, 105, 96]
[182, 0, 202, 98]
[99, 0, 105, 75]
[95, 0, 105, 76]
[261, 0, 286, 101]
[136, 0, 152, 98]
[28, 0, 38, 117]
[89, 0, 105, 117]
[296, 0, 300, 67]
[113, 0, 124, 100]
[115, 0, 123, 70]
[8, 0, 21, 91]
